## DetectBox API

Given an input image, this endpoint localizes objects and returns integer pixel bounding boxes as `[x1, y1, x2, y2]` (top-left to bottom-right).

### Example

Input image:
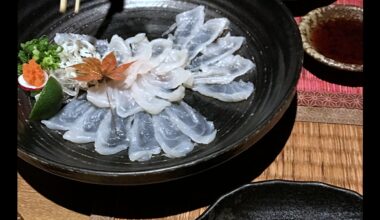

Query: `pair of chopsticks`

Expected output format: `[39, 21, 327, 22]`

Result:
[60, 0, 81, 13]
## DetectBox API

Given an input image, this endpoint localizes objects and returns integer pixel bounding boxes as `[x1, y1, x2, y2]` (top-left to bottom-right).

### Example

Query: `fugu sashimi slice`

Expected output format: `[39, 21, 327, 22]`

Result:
[122, 37, 158, 88]
[130, 80, 171, 114]
[108, 34, 132, 63]
[128, 112, 161, 161]
[152, 49, 188, 75]
[95, 39, 109, 57]
[152, 111, 194, 158]
[193, 55, 255, 84]
[124, 33, 152, 63]
[114, 34, 153, 87]
[172, 6, 205, 49]
[122, 60, 151, 89]
[41, 99, 92, 130]
[63, 107, 109, 143]
[189, 34, 245, 70]
[145, 68, 192, 89]
[86, 82, 113, 108]
[125, 33, 146, 45]
[131, 38, 152, 61]
[139, 76, 185, 102]
[94, 111, 131, 155]
[185, 18, 230, 61]
[192, 80, 254, 102]
[165, 101, 216, 144]
[114, 88, 143, 118]
[199, 55, 255, 75]
[149, 38, 173, 67]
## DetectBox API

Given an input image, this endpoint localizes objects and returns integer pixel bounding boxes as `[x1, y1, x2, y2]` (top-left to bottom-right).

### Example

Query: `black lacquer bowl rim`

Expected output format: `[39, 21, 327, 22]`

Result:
[17, 0, 303, 185]
[197, 180, 363, 219]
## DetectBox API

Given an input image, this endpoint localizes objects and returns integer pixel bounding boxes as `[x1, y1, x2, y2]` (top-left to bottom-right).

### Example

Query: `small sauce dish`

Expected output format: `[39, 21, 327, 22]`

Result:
[298, 4, 363, 72]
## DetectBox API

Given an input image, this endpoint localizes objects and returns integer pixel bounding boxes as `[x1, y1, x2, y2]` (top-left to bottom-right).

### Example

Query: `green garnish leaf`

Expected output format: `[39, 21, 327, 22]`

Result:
[17, 36, 62, 74]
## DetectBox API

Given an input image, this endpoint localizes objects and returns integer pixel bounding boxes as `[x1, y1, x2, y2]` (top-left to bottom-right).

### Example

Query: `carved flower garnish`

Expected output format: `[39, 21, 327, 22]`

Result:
[72, 52, 133, 82]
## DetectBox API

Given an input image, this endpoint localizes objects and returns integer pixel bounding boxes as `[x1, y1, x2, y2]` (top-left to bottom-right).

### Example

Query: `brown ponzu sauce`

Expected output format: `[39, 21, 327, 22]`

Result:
[311, 19, 362, 65]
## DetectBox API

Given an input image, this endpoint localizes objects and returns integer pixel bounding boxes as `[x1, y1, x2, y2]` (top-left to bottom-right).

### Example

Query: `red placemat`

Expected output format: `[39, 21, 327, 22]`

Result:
[294, 0, 363, 125]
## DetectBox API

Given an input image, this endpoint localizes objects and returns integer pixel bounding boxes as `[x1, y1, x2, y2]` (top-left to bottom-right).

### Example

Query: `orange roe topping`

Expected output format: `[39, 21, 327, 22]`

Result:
[22, 59, 45, 87]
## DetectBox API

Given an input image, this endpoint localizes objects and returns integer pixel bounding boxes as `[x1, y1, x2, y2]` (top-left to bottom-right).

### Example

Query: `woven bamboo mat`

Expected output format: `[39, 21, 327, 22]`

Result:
[255, 122, 362, 193]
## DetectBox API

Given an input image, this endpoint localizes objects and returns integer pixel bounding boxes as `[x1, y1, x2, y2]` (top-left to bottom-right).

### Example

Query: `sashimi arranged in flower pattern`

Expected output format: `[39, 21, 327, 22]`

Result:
[24, 6, 256, 161]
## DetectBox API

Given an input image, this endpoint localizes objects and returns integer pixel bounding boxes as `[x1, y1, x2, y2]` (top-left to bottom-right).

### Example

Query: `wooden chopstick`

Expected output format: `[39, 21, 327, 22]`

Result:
[59, 0, 67, 13]
[59, 0, 81, 13]
[74, 0, 80, 13]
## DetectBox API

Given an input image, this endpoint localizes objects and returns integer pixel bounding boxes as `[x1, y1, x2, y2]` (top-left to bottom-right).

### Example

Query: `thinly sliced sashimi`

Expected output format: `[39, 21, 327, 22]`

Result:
[188, 34, 245, 70]
[172, 6, 205, 49]
[152, 49, 188, 75]
[149, 38, 173, 67]
[114, 33, 154, 88]
[41, 99, 92, 130]
[128, 112, 161, 161]
[192, 80, 254, 102]
[63, 107, 109, 143]
[86, 82, 113, 108]
[95, 39, 109, 57]
[165, 101, 216, 144]
[139, 70, 189, 102]
[121, 60, 151, 89]
[198, 55, 255, 76]
[130, 80, 171, 114]
[145, 68, 192, 89]
[152, 111, 194, 158]
[185, 18, 230, 61]
[94, 111, 131, 155]
[130, 37, 152, 62]
[113, 88, 143, 118]
[125, 33, 146, 45]
[124, 33, 152, 63]
[139, 76, 186, 102]
[121, 34, 156, 88]
[193, 55, 255, 84]
[108, 34, 132, 63]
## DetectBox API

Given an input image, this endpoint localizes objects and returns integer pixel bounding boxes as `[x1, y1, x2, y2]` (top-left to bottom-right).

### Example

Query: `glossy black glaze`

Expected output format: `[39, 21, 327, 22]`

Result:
[197, 180, 363, 220]
[17, 0, 303, 185]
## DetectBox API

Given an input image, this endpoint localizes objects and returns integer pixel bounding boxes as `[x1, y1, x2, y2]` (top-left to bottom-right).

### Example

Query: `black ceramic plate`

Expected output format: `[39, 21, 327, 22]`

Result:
[17, 0, 303, 185]
[197, 180, 363, 220]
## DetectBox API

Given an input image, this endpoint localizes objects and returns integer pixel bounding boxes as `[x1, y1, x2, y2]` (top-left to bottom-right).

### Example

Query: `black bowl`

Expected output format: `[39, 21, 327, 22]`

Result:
[17, 0, 303, 185]
[197, 180, 363, 220]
